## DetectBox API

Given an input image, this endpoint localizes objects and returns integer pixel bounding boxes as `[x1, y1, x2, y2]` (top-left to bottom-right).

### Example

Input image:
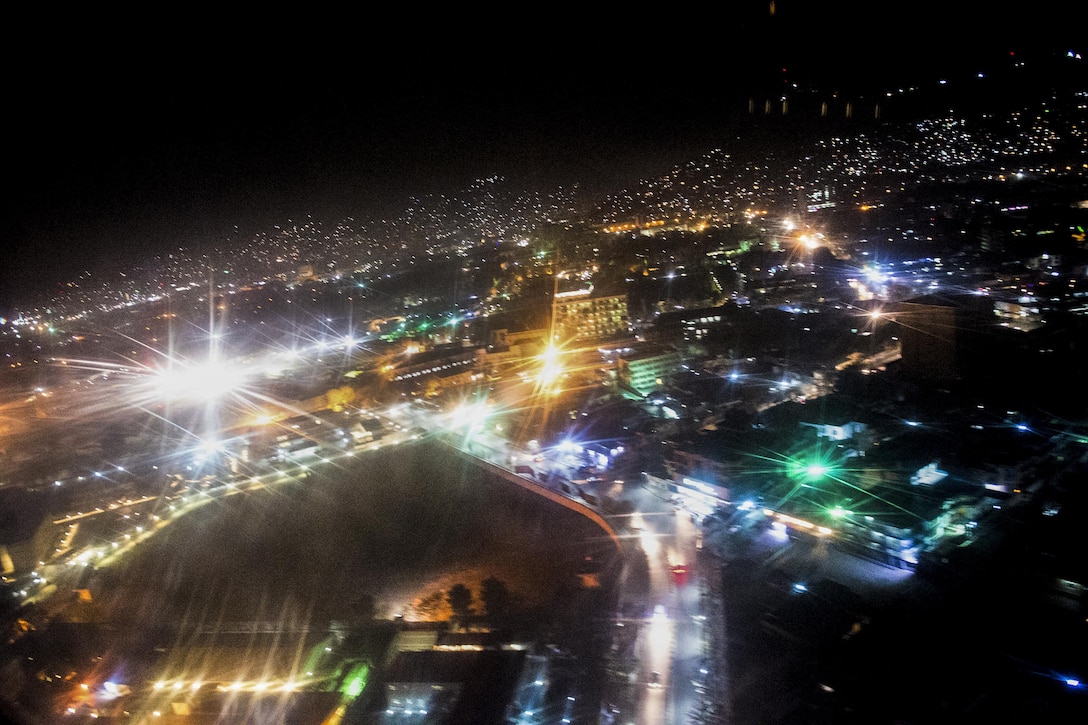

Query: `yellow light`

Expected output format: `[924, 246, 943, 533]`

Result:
[538, 344, 563, 385]
[776, 513, 815, 530]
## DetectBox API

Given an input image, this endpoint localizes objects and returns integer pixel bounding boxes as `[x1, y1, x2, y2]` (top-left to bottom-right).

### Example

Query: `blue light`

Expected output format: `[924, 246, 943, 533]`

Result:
[1065, 677, 1081, 688]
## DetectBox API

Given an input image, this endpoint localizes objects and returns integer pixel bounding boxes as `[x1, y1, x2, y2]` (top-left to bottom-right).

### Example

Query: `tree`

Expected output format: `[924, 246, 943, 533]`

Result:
[480, 576, 512, 621]
[447, 583, 474, 623]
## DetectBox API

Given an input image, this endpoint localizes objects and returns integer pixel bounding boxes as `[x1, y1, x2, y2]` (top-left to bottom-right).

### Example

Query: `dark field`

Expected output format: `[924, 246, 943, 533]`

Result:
[92, 441, 618, 630]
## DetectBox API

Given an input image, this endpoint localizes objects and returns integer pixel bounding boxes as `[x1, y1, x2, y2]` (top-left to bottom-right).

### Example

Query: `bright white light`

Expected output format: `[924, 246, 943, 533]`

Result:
[538, 344, 563, 385]
[450, 401, 489, 432]
[153, 359, 246, 403]
[648, 609, 671, 656]
[557, 440, 580, 454]
[639, 530, 659, 556]
[195, 438, 225, 458]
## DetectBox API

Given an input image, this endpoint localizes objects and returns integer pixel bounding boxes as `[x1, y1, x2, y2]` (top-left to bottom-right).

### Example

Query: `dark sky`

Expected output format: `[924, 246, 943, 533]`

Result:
[2, 4, 1073, 311]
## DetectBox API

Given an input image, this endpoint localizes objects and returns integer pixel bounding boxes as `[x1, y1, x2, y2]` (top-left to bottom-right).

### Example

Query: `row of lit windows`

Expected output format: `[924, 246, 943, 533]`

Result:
[393, 358, 473, 381]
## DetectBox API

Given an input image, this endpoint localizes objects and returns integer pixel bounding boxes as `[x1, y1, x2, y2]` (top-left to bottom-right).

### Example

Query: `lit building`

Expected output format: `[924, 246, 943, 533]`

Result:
[384, 343, 485, 391]
[551, 287, 628, 343]
[659, 446, 735, 518]
[615, 343, 681, 397]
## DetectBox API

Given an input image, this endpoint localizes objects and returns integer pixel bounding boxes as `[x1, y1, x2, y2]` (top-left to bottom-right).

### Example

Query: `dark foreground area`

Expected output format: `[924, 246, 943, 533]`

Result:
[1, 440, 620, 723]
[716, 506, 1088, 725]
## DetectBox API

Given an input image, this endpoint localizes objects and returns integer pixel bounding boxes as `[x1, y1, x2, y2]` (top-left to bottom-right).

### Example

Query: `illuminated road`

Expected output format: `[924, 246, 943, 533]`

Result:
[620, 481, 718, 725]
[420, 404, 722, 725]
[387, 399, 691, 723]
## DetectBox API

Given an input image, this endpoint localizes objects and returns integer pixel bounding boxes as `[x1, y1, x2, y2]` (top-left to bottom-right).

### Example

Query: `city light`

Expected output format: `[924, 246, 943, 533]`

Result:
[639, 529, 660, 556]
[538, 344, 564, 388]
[152, 359, 247, 403]
[3, 41, 1083, 725]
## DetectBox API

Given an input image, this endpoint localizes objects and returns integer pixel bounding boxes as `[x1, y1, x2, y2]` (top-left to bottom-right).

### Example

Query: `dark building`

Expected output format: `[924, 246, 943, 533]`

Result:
[892, 293, 995, 382]
[373, 648, 527, 723]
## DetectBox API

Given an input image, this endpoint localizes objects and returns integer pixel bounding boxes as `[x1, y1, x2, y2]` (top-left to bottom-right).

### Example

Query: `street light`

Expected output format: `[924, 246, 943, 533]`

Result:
[538, 344, 564, 390]
[152, 359, 246, 404]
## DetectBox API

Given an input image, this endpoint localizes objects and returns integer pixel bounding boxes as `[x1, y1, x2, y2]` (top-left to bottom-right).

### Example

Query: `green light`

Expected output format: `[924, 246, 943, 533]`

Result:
[787, 454, 837, 482]
[339, 662, 369, 699]
[344, 675, 365, 698]
[829, 506, 851, 518]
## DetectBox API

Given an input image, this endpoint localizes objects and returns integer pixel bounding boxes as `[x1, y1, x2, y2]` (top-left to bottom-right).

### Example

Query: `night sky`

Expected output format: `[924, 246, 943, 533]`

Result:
[2, 4, 1070, 311]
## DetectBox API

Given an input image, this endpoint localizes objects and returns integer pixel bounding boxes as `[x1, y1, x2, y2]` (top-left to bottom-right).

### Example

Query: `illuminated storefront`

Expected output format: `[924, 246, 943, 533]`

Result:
[671, 476, 728, 518]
